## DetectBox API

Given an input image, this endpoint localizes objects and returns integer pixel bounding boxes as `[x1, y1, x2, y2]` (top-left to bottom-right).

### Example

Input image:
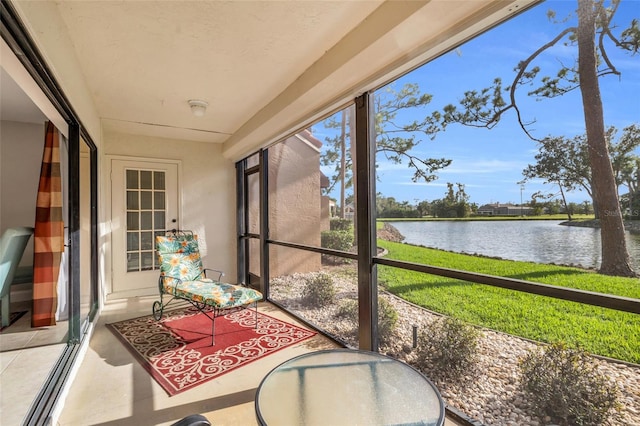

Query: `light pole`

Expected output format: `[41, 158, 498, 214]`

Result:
[520, 183, 525, 217]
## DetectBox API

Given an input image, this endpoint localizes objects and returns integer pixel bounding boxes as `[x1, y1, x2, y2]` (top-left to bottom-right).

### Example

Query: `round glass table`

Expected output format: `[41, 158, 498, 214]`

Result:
[255, 348, 445, 426]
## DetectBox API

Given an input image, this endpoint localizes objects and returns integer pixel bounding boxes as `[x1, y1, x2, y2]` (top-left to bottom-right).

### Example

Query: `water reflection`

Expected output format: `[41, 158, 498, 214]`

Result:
[389, 220, 640, 270]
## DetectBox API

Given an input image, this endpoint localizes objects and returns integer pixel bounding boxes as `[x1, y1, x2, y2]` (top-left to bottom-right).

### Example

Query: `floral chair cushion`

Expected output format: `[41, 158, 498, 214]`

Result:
[166, 279, 263, 309]
[156, 234, 200, 255]
[157, 234, 204, 281]
[159, 252, 204, 282]
[156, 233, 263, 309]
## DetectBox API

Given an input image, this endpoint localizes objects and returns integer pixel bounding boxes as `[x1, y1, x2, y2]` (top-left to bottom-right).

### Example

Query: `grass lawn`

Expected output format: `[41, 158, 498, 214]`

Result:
[377, 240, 640, 364]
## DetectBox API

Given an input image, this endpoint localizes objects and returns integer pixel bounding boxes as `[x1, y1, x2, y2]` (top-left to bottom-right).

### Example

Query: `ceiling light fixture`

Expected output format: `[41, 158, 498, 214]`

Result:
[188, 99, 208, 117]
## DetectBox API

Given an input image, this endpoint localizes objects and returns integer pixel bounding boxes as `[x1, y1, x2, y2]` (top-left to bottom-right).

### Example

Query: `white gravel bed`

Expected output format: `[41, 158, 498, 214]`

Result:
[270, 270, 640, 426]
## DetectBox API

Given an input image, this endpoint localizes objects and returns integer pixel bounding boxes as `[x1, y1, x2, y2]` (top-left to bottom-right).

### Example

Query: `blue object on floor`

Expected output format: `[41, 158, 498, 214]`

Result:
[0, 227, 34, 327]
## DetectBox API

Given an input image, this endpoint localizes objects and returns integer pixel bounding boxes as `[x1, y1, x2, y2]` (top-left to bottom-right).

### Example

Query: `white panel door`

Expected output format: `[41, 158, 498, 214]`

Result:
[111, 159, 179, 297]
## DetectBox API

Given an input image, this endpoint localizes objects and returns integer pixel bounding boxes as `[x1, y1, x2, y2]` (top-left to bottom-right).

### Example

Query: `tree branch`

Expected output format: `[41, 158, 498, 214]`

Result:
[508, 27, 577, 141]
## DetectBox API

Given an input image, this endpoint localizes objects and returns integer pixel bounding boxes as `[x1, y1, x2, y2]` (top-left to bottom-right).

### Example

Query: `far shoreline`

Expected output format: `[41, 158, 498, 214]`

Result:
[378, 214, 594, 222]
[559, 218, 640, 234]
[378, 215, 640, 234]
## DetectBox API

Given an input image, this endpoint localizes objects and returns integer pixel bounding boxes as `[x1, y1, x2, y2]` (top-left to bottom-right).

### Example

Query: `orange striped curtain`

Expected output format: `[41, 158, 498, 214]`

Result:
[32, 122, 65, 327]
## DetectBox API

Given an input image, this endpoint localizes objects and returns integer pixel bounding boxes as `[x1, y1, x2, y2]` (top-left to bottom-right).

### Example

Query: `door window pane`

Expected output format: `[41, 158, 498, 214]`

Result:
[127, 191, 139, 209]
[127, 253, 140, 272]
[154, 192, 165, 209]
[141, 232, 153, 250]
[140, 170, 152, 189]
[141, 252, 154, 271]
[141, 212, 152, 230]
[154, 211, 165, 229]
[126, 169, 138, 189]
[127, 232, 139, 251]
[140, 191, 152, 209]
[125, 168, 167, 272]
[248, 173, 259, 234]
[246, 152, 260, 168]
[127, 212, 139, 230]
[154, 171, 165, 190]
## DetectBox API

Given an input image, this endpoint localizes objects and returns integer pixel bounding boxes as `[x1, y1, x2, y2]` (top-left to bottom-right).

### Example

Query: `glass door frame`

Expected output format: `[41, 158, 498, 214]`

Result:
[236, 151, 268, 296]
[2, 1, 100, 422]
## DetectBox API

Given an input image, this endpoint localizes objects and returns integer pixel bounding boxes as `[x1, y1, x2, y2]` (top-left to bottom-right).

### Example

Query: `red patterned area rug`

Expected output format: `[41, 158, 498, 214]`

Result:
[107, 307, 316, 396]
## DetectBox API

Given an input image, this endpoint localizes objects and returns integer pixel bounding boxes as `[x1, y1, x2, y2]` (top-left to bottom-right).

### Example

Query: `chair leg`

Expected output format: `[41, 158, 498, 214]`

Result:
[211, 312, 215, 346]
[1, 295, 10, 328]
[254, 303, 258, 330]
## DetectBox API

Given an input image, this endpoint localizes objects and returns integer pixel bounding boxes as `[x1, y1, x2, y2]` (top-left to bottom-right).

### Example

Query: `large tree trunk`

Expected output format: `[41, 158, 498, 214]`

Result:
[339, 110, 347, 219]
[577, 0, 636, 276]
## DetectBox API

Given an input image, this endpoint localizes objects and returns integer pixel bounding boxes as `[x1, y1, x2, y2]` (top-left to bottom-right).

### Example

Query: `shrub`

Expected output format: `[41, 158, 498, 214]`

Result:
[330, 218, 353, 231]
[415, 316, 480, 383]
[301, 272, 336, 307]
[321, 230, 353, 251]
[334, 297, 398, 344]
[335, 298, 358, 320]
[519, 342, 619, 426]
[377, 297, 398, 344]
[321, 230, 354, 264]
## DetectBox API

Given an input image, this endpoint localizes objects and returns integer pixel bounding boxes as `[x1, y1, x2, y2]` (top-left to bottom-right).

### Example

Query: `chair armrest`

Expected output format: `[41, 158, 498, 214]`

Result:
[202, 268, 224, 282]
[159, 275, 185, 295]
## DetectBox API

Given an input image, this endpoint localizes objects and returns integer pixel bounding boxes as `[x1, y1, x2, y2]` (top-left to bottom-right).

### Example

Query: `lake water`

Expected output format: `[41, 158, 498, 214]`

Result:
[388, 220, 640, 270]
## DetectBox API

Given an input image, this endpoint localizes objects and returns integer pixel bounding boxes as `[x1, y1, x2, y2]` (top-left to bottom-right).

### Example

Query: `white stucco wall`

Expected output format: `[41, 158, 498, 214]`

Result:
[104, 132, 237, 290]
[0, 120, 45, 265]
[12, 1, 102, 143]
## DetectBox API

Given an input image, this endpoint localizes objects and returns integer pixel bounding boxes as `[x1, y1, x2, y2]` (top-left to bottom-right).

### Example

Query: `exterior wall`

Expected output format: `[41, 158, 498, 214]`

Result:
[265, 135, 322, 277]
[321, 195, 331, 232]
[103, 131, 238, 291]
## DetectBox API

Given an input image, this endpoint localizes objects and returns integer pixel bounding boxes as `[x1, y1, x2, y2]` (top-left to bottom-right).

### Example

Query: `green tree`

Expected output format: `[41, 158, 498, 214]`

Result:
[416, 200, 431, 217]
[523, 126, 639, 221]
[432, 183, 471, 218]
[582, 200, 594, 215]
[376, 194, 420, 218]
[567, 202, 581, 216]
[612, 125, 640, 205]
[374, 84, 452, 182]
[428, 0, 639, 277]
[522, 133, 591, 221]
[529, 197, 545, 216]
[321, 109, 354, 219]
[320, 83, 452, 217]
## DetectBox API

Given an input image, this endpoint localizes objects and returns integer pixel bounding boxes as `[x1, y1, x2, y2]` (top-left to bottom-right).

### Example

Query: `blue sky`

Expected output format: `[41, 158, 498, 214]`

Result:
[319, 0, 640, 207]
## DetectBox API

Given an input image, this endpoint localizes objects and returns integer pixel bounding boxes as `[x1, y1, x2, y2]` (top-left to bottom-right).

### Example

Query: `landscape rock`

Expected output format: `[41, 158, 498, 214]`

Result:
[270, 271, 640, 426]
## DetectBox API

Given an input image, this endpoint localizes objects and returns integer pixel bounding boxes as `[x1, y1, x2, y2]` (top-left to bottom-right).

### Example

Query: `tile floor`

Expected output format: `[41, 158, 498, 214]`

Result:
[0, 300, 69, 425]
[58, 297, 341, 426]
[5, 296, 464, 425]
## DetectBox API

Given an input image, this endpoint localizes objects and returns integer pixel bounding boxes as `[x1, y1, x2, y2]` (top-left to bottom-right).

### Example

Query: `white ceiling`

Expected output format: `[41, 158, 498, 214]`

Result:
[7, 0, 539, 160]
[54, 0, 384, 145]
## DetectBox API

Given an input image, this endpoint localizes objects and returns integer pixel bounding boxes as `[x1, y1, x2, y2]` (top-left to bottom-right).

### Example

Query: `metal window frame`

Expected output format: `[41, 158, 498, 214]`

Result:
[234, 92, 640, 358]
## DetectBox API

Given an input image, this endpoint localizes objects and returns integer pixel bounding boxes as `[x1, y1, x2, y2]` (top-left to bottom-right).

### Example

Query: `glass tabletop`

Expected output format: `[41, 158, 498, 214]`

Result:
[255, 348, 445, 426]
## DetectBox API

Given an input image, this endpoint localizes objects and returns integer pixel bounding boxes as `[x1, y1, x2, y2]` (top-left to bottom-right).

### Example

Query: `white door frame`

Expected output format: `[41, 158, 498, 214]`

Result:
[106, 155, 181, 299]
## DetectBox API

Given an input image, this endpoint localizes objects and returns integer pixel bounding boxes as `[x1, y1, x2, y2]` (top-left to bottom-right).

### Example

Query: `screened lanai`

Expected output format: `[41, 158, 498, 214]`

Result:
[2, 0, 639, 425]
